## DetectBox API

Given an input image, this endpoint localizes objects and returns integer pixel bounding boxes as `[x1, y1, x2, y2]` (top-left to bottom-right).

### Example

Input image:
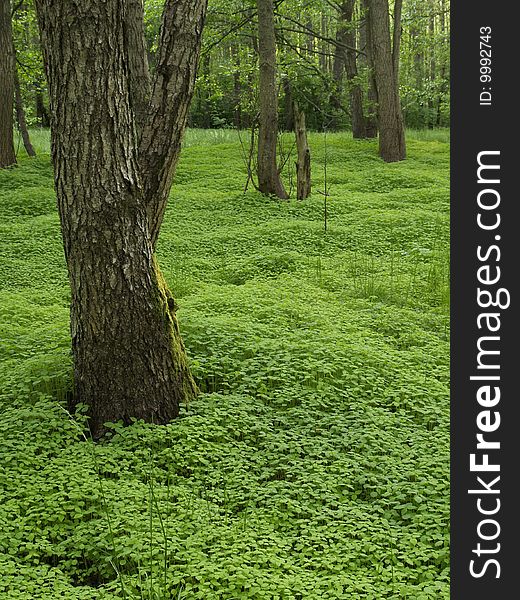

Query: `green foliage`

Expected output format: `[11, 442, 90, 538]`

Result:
[0, 131, 449, 598]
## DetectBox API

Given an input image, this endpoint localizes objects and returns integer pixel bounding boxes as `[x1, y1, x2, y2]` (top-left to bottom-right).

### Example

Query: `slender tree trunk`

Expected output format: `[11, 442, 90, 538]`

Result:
[392, 0, 402, 86]
[35, 91, 50, 127]
[257, 0, 288, 198]
[294, 102, 311, 200]
[283, 76, 294, 131]
[13, 43, 36, 157]
[436, 0, 447, 126]
[428, 0, 436, 128]
[361, 0, 378, 138]
[305, 16, 314, 55]
[0, 0, 16, 168]
[35, 0, 207, 438]
[342, 0, 369, 138]
[231, 44, 242, 128]
[410, 23, 425, 126]
[330, 6, 347, 131]
[320, 13, 328, 72]
[368, 0, 405, 162]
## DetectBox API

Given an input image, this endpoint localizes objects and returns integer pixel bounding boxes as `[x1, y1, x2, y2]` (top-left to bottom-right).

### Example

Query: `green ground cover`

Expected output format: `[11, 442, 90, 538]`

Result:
[0, 129, 449, 599]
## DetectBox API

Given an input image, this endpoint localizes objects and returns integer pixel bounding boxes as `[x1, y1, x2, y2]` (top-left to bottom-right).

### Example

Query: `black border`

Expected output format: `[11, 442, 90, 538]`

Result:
[451, 2, 518, 596]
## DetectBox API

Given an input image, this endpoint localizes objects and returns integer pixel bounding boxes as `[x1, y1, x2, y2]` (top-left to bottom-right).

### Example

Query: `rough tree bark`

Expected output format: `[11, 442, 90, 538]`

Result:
[257, 0, 288, 199]
[294, 102, 311, 200]
[367, 0, 405, 162]
[0, 0, 16, 168]
[35, 0, 207, 438]
[125, 0, 151, 135]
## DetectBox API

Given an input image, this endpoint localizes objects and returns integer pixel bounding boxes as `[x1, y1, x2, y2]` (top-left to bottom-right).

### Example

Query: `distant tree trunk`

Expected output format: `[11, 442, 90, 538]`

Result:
[198, 52, 212, 129]
[35, 0, 207, 438]
[436, 0, 446, 125]
[304, 15, 314, 55]
[13, 45, 36, 157]
[294, 102, 311, 200]
[0, 0, 16, 168]
[410, 23, 425, 125]
[35, 91, 50, 127]
[428, 0, 436, 128]
[330, 6, 347, 130]
[257, 0, 288, 198]
[360, 0, 378, 138]
[231, 44, 242, 128]
[341, 0, 369, 138]
[368, 0, 405, 162]
[283, 76, 294, 131]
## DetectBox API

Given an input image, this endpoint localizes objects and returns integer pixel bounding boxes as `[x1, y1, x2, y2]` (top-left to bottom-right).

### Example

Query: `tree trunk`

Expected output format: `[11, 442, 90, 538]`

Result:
[294, 102, 311, 200]
[436, 0, 447, 126]
[368, 0, 405, 162]
[13, 43, 36, 157]
[125, 0, 151, 135]
[257, 0, 288, 199]
[428, 0, 436, 128]
[0, 0, 16, 168]
[35, 91, 50, 127]
[392, 0, 402, 86]
[361, 0, 378, 138]
[231, 44, 242, 128]
[342, 0, 369, 138]
[35, 0, 207, 438]
[330, 6, 347, 131]
[283, 76, 294, 131]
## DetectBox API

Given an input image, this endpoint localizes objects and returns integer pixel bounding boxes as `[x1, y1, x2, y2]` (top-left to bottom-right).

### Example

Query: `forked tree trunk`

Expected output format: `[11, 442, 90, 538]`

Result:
[257, 0, 288, 199]
[368, 0, 405, 162]
[0, 0, 16, 168]
[294, 102, 311, 200]
[35, 0, 207, 438]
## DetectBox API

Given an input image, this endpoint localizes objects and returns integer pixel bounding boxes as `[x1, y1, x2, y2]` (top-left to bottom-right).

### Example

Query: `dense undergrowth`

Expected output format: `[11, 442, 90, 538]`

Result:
[0, 129, 449, 599]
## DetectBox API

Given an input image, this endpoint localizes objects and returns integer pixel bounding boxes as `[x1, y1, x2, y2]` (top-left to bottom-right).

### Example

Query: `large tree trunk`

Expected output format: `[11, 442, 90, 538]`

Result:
[368, 0, 405, 162]
[35, 0, 207, 438]
[257, 0, 288, 199]
[0, 0, 16, 168]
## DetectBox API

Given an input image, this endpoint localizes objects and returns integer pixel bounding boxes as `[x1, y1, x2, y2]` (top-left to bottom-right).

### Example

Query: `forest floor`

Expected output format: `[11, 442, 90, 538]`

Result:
[0, 129, 449, 599]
